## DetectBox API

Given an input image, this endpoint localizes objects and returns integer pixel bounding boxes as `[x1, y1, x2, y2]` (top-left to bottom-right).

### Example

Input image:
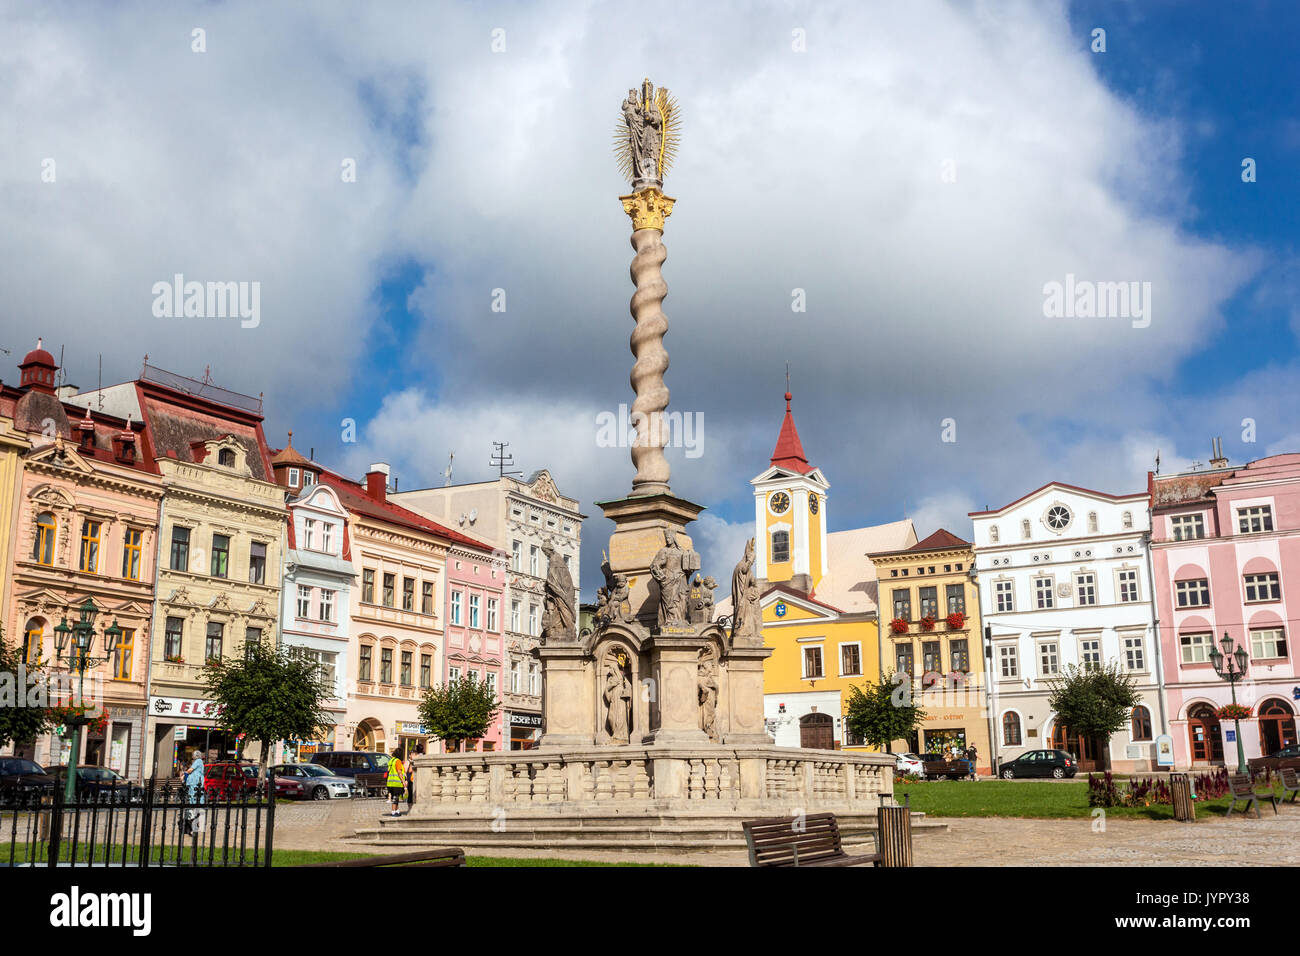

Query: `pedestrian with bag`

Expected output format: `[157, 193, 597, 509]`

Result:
[182, 749, 206, 836]
[386, 747, 405, 817]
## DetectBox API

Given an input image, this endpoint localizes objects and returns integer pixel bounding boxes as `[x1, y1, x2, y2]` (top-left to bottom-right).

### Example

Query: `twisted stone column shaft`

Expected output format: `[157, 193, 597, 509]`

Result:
[628, 227, 670, 495]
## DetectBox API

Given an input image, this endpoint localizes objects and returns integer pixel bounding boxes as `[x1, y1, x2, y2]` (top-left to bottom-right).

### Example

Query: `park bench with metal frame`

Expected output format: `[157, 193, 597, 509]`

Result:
[1280, 768, 1300, 804]
[742, 812, 881, 867]
[294, 847, 466, 867]
[1226, 773, 1278, 818]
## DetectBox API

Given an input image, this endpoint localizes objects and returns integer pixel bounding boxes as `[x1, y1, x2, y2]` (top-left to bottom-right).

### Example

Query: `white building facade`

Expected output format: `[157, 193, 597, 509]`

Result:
[278, 481, 355, 761]
[970, 482, 1165, 773]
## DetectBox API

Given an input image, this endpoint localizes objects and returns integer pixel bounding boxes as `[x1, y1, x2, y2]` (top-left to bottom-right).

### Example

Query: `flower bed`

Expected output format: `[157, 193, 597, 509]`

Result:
[1086, 768, 1229, 808]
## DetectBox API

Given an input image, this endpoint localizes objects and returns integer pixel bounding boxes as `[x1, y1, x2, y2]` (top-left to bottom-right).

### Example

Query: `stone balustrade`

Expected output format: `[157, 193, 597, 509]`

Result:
[411, 746, 893, 812]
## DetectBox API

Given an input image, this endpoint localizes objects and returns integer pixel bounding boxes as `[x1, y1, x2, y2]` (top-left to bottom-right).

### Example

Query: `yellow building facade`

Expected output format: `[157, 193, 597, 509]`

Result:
[746, 391, 916, 751]
[0, 403, 31, 616]
[868, 530, 992, 774]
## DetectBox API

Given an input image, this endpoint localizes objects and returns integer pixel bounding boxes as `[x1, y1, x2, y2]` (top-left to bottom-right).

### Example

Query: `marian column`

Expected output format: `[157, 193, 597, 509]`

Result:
[598, 79, 704, 626]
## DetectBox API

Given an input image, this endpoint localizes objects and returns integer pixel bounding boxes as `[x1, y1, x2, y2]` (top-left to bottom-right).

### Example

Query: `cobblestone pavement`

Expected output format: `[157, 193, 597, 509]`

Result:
[270, 798, 1300, 866]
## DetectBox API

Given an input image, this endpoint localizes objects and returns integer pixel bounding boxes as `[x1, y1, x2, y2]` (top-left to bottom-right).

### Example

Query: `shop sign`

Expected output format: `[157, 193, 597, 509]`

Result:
[150, 696, 221, 720]
[173, 725, 188, 741]
[397, 722, 428, 736]
[509, 712, 543, 728]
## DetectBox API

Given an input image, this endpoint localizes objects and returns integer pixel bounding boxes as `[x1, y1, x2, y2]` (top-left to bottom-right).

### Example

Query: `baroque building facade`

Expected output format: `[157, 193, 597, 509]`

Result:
[970, 482, 1162, 773]
[393, 469, 582, 750]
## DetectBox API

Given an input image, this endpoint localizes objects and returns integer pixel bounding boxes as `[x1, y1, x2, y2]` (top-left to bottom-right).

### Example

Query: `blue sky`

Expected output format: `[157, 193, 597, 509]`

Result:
[2, 0, 1296, 597]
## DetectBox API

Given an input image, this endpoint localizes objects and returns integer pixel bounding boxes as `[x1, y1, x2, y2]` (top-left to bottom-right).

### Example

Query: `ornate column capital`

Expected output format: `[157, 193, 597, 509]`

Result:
[620, 187, 676, 232]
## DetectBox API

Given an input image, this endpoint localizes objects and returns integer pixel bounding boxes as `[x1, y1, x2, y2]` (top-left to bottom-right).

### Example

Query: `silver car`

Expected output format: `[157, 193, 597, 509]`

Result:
[272, 763, 356, 800]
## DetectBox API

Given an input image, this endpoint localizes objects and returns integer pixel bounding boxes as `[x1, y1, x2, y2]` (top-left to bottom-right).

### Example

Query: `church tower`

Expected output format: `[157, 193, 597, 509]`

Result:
[750, 389, 830, 594]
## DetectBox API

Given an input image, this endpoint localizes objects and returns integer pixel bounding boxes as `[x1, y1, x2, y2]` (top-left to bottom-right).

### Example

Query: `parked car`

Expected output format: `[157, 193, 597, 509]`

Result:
[44, 765, 144, 804]
[271, 763, 356, 800]
[0, 757, 56, 797]
[895, 753, 926, 777]
[202, 761, 262, 800]
[998, 749, 1077, 779]
[309, 751, 390, 795]
[1247, 744, 1300, 776]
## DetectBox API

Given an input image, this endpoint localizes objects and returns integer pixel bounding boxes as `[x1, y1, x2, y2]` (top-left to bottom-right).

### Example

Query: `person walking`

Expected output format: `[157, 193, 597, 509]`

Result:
[406, 745, 423, 811]
[386, 747, 406, 817]
[182, 749, 206, 836]
[965, 744, 978, 780]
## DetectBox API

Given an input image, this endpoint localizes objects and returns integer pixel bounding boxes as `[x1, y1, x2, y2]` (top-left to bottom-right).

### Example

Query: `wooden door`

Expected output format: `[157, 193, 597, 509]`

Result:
[1187, 704, 1223, 764]
[799, 713, 834, 750]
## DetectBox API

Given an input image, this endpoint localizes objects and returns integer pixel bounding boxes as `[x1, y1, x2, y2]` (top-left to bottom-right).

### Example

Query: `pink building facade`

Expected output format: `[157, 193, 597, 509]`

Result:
[443, 543, 507, 753]
[1150, 455, 1300, 770]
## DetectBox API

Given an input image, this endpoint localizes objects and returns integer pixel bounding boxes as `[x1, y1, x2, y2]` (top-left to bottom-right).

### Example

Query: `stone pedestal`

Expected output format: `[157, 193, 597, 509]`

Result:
[642, 634, 711, 745]
[597, 492, 705, 624]
[537, 646, 594, 748]
[721, 647, 774, 745]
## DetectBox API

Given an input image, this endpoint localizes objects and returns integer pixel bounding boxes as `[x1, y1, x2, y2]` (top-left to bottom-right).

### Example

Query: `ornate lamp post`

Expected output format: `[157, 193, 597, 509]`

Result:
[1208, 631, 1250, 774]
[52, 598, 122, 802]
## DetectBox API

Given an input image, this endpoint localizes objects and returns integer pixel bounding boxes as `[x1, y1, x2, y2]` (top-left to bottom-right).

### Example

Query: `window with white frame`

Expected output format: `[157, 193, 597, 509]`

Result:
[1179, 631, 1212, 664]
[1244, 572, 1280, 603]
[1075, 572, 1096, 606]
[1237, 505, 1274, 534]
[1123, 633, 1145, 671]
[802, 645, 824, 679]
[288, 467, 300, 486]
[528, 662, 539, 695]
[297, 585, 311, 618]
[1079, 637, 1101, 671]
[487, 598, 498, 631]
[1175, 578, 1211, 608]
[302, 518, 316, 550]
[512, 540, 521, 572]
[529, 545, 539, 576]
[1038, 641, 1059, 676]
[449, 665, 461, 683]
[1034, 577, 1054, 609]
[319, 588, 334, 623]
[510, 600, 520, 633]
[486, 671, 497, 695]
[450, 591, 462, 625]
[1250, 627, 1287, 660]
[1117, 568, 1139, 603]
[469, 594, 480, 628]
[321, 522, 334, 554]
[995, 580, 1014, 612]
[529, 603, 538, 636]
[998, 644, 1019, 679]
[510, 660, 520, 693]
[1170, 513, 1205, 541]
[840, 642, 861, 677]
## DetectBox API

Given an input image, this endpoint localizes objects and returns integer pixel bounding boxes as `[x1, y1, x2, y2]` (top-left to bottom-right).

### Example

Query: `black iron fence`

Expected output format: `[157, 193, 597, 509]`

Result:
[0, 780, 275, 867]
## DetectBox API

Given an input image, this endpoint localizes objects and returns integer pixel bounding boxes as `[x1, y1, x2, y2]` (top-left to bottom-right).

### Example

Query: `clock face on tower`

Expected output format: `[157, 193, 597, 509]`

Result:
[770, 492, 790, 515]
[809, 494, 819, 515]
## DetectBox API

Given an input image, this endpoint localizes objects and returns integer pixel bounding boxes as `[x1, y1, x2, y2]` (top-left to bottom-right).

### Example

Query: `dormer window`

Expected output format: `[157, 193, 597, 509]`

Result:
[218, 448, 236, 468]
[301, 470, 315, 487]
[288, 467, 300, 487]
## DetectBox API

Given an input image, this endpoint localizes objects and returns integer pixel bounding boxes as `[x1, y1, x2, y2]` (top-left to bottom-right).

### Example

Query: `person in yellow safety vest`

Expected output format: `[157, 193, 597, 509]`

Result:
[386, 747, 406, 817]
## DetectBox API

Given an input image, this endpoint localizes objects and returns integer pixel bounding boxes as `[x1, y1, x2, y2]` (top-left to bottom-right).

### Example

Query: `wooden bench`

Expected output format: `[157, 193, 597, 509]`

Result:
[742, 813, 880, 867]
[295, 847, 466, 867]
[1227, 773, 1278, 818]
[1280, 768, 1300, 804]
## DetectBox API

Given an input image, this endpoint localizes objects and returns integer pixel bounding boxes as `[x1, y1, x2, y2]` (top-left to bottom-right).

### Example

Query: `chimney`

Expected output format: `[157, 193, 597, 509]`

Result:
[1209, 437, 1228, 469]
[366, 463, 390, 502]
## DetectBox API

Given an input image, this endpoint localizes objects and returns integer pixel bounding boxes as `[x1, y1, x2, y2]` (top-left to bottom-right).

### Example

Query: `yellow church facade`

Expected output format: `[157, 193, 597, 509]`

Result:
[745, 391, 916, 752]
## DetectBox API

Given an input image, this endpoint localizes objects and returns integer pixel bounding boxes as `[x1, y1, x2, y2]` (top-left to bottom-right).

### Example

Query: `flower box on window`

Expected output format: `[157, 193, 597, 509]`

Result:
[1216, 704, 1251, 721]
[889, 618, 909, 634]
[920, 616, 936, 631]
[946, 612, 966, 630]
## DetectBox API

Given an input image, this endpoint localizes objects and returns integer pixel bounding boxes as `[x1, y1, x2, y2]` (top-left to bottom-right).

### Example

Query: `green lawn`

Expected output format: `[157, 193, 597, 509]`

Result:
[892, 779, 1283, 820]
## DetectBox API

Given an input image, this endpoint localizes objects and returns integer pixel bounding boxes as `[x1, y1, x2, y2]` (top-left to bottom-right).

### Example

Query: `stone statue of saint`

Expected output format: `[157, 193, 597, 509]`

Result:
[698, 655, 719, 741]
[540, 544, 577, 643]
[650, 529, 697, 627]
[730, 537, 762, 646]
[604, 658, 632, 743]
[596, 557, 634, 627]
[688, 574, 717, 625]
[622, 84, 662, 186]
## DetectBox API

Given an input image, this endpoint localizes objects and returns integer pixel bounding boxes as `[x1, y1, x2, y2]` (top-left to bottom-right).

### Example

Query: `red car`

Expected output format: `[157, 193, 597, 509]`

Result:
[201, 761, 305, 800]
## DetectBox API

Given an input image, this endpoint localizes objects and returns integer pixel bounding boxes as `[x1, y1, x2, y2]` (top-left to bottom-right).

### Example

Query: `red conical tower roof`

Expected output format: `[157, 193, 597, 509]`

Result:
[770, 391, 814, 474]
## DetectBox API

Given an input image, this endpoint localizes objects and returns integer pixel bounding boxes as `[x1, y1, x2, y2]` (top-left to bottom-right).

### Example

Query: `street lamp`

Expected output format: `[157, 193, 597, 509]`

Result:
[1208, 631, 1249, 774]
[52, 598, 121, 803]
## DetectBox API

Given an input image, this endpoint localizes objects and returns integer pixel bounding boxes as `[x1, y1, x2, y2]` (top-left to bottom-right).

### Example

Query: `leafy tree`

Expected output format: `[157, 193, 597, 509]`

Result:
[844, 671, 926, 753]
[0, 629, 55, 750]
[1046, 662, 1140, 769]
[200, 639, 334, 781]
[417, 672, 500, 752]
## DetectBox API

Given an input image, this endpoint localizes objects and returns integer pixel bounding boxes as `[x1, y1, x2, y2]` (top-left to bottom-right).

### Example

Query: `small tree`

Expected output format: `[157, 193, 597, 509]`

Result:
[1046, 662, 1140, 770]
[0, 629, 54, 750]
[417, 672, 500, 752]
[844, 671, 927, 753]
[201, 640, 334, 781]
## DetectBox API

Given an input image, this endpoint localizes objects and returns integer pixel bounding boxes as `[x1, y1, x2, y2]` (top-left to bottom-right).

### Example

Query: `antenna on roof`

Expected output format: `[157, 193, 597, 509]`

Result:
[98, 353, 103, 410]
[490, 441, 522, 478]
[443, 451, 455, 486]
[1154, 448, 1161, 475]
[57, 345, 65, 390]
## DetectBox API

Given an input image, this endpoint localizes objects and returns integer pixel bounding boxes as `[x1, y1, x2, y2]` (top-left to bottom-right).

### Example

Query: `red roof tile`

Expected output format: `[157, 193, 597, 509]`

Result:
[909, 528, 971, 551]
[770, 392, 814, 474]
[319, 469, 497, 553]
